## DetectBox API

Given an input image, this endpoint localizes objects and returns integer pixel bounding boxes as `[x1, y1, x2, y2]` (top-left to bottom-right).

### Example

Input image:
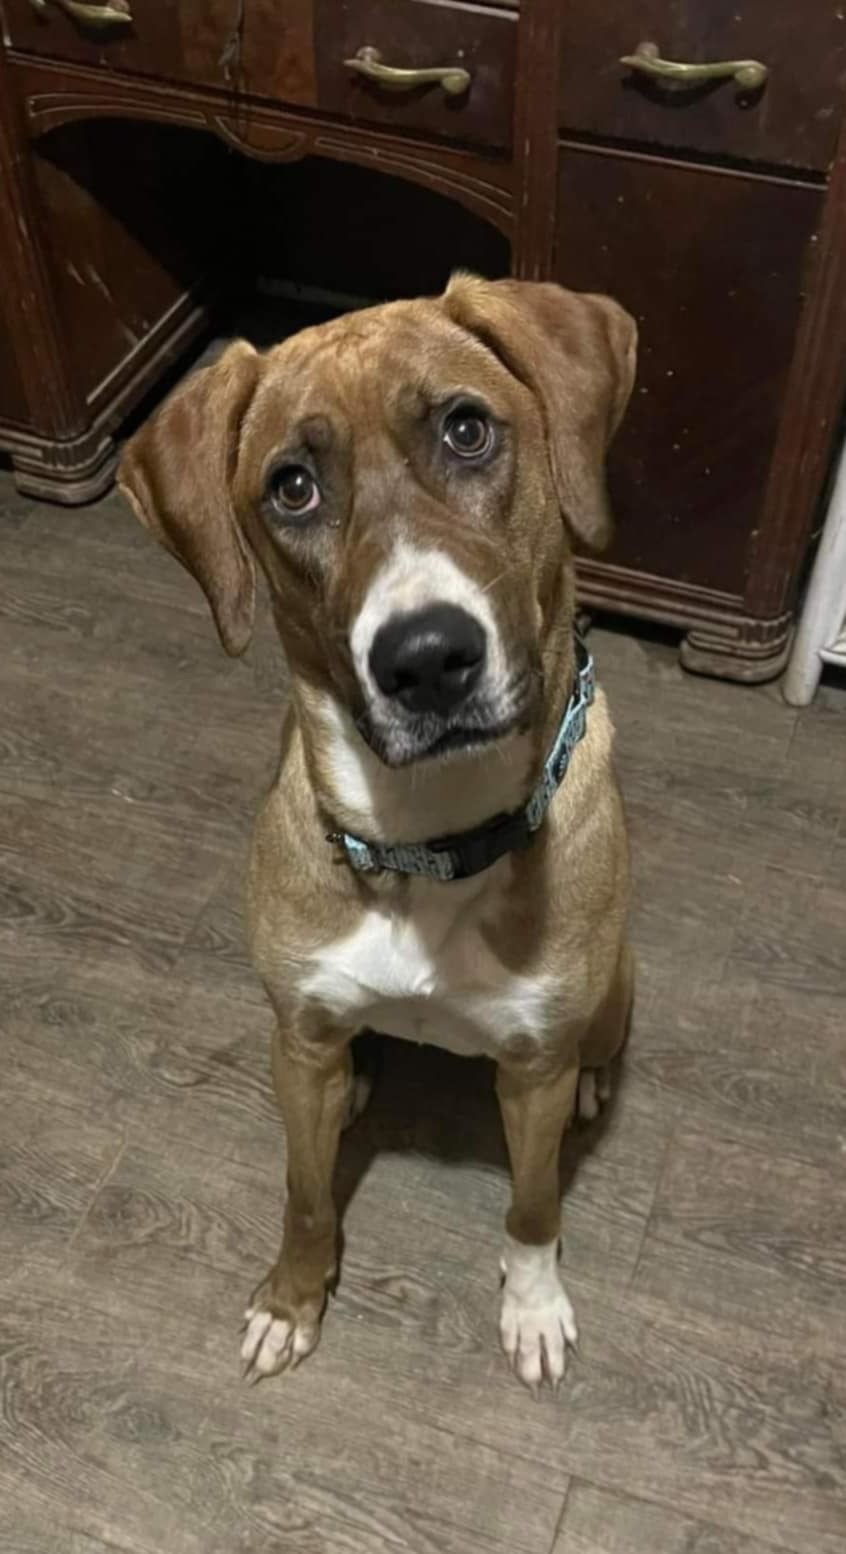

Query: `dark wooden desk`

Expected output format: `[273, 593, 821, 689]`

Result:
[2, 0, 845, 680]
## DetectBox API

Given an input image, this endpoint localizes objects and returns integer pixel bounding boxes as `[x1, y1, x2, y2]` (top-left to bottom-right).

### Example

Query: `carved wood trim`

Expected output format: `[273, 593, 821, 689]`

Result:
[679, 615, 794, 682]
[16, 56, 514, 234]
[576, 558, 793, 681]
[9, 426, 117, 506]
[208, 116, 309, 162]
[23, 93, 209, 136]
[576, 556, 743, 626]
[311, 135, 513, 231]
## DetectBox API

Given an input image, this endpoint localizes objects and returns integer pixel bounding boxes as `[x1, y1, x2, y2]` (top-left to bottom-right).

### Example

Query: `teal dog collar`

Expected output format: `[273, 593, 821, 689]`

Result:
[327, 638, 594, 883]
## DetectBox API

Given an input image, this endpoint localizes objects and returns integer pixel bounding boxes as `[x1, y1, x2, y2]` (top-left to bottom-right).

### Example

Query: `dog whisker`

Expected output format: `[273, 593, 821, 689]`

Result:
[481, 567, 512, 595]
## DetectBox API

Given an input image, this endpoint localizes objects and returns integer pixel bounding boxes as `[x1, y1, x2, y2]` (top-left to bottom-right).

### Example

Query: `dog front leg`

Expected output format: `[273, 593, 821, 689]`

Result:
[241, 1023, 351, 1380]
[495, 1058, 580, 1394]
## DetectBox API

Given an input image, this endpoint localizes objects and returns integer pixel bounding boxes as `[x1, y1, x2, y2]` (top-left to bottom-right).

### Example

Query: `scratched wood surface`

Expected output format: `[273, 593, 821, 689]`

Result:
[1, 466, 845, 1554]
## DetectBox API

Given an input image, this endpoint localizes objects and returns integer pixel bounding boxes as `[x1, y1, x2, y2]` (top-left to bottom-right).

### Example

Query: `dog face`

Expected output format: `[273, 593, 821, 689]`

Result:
[120, 278, 636, 768]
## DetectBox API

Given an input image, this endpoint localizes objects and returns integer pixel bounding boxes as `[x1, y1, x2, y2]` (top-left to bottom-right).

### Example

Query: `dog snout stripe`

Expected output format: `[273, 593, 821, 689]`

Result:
[351, 541, 502, 696]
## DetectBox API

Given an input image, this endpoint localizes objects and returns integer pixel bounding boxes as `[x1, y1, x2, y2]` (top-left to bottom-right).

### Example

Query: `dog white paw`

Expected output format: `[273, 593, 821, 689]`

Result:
[240, 1306, 319, 1380]
[577, 1066, 611, 1122]
[499, 1237, 578, 1393]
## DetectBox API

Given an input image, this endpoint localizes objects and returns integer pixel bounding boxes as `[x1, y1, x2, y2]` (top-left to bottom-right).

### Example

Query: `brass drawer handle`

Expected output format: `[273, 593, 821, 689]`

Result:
[620, 40, 768, 92]
[344, 46, 470, 98]
[28, 0, 132, 27]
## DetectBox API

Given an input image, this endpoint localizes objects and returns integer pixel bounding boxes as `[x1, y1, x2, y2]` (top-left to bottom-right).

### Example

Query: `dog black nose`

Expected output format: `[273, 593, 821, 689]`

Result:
[369, 604, 486, 715]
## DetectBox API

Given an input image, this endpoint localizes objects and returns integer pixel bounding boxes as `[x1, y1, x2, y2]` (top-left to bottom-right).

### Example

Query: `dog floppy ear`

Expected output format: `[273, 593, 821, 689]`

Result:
[443, 275, 636, 552]
[119, 341, 260, 656]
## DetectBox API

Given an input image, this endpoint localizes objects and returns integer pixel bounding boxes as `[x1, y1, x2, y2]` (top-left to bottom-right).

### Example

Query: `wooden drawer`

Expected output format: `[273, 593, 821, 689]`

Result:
[0, 0, 315, 100]
[559, 4, 846, 174]
[3, 0, 515, 150]
[308, 0, 516, 150]
[554, 146, 823, 596]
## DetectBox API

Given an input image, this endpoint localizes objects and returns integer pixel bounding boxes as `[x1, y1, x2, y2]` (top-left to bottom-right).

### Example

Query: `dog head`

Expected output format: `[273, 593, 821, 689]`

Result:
[120, 278, 635, 768]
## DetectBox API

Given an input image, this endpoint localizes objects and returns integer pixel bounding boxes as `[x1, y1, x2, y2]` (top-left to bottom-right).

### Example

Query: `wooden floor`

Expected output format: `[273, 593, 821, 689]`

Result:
[1, 464, 845, 1554]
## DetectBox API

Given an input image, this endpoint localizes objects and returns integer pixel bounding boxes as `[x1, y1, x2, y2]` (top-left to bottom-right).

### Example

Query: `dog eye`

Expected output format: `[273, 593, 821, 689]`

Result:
[443, 406, 493, 459]
[266, 464, 320, 519]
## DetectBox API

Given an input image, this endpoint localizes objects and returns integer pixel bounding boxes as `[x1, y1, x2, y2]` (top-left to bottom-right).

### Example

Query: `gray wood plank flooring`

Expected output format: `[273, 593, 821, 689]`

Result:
[1, 470, 844, 1553]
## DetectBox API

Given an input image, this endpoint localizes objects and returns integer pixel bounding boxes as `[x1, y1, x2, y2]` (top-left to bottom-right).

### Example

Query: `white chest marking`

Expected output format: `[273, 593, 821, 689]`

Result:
[301, 872, 554, 1057]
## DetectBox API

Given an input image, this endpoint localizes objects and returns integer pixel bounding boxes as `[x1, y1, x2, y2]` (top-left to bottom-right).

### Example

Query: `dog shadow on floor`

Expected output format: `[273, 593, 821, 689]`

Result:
[331, 1031, 624, 1269]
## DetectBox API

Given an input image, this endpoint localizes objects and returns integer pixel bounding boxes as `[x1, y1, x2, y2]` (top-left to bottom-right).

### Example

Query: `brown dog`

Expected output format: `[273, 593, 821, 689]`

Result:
[119, 275, 637, 1393]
